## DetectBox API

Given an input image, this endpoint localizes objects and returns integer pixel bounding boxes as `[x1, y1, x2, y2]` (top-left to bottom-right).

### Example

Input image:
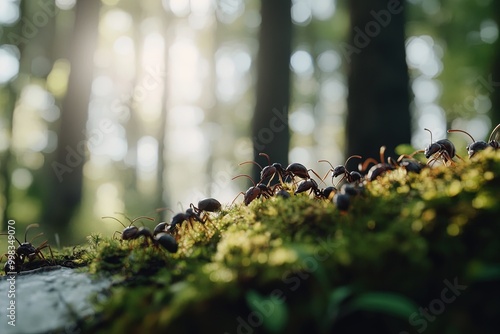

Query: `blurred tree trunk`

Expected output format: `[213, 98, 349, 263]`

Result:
[491, 1, 500, 127]
[0, 11, 22, 230]
[0, 85, 16, 231]
[345, 0, 411, 166]
[252, 0, 292, 183]
[43, 0, 100, 240]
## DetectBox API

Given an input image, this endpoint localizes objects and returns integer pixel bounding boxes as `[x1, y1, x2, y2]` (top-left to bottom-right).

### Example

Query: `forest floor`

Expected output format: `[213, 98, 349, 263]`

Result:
[2, 149, 500, 334]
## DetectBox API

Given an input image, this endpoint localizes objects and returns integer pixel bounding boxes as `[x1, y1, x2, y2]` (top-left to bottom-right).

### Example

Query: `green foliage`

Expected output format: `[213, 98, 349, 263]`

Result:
[82, 150, 500, 334]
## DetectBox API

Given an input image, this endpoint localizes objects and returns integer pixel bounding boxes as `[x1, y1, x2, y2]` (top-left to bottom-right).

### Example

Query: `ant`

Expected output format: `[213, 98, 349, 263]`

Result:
[387, 153, 424, 174]
[423, 128, 462, 166]
[284, 162, 324, 184]
[1, 224, 54, 273]
[294, 179, 337, 199]
[358, 146, 395, 181]
[167, 203, 220, 239]
[240, 153, 286, 185]
[231, 174, 276, 206]
[448, 123, 500, 158]
[318, 155, 363, 187]
[154, 233, 178, 253]
[102, 215, 155, 243]
[189, 198, 221, 231]
[103, 215, 179, 253]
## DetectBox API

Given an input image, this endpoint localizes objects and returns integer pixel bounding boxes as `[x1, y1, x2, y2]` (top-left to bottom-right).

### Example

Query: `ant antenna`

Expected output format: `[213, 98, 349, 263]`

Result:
[231, 174, 256, 187]
[239, 159, 263, 170]
[489, 124, 500, 142]
[25, 224, 40, 243]
[102, 216, 127, 229]
[345, 154, 363, 166]
[424, 128, 433, 143]
[448, 129, 475, 142]
[258, 152, 271, 166]
[130, 216, 155, 224]
[379, 146, 386, 165]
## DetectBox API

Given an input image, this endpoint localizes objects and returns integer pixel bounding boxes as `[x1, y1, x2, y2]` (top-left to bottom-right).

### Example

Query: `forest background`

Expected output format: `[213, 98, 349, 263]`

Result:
[0, 0, 498, 245]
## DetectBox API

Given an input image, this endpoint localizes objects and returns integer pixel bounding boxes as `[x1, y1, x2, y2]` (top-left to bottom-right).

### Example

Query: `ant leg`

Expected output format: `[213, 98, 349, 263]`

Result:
[334, 174, 347, 189]
[455, 153, 464, 162]
[113, 231, 123, 240]
[231, 192, 245, 205]
[202, 214, 219, 232]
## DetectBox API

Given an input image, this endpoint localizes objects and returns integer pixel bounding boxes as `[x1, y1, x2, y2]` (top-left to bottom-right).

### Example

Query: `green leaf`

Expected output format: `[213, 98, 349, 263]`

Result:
[246, 290, 288, 333]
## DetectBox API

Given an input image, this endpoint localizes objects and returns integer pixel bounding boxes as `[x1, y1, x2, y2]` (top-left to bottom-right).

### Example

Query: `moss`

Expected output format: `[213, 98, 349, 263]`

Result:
[80, 150, 500, 333]
[8, 150, 500, 333]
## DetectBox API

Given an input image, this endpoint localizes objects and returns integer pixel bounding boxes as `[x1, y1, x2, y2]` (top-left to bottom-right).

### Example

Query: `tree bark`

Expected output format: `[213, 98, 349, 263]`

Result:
[251, 0, 292, 183]
[491, 1, 500, 128]
[345, 0, 411, 167]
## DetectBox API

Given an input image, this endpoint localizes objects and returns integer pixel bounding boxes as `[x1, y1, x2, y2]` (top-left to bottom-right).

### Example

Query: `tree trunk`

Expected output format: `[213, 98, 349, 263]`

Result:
[43, 0, 100, 240]
[345, 0, 411, 167]
[491, 1, 500, 128]
[251, 0, 292, 183]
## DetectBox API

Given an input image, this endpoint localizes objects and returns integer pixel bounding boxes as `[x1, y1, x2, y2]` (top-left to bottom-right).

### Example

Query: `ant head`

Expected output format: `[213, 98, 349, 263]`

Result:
[424, 143, 440, 158]
[271, 162, 284, 172]
[467, 141, 489, 158]
[423, 129, 440, 158]
[332, 165, 347, 178]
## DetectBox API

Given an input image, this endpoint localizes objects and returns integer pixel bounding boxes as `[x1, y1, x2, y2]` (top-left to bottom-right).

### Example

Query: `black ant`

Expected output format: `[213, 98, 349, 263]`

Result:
[358, 146, 395, 181]
[240, 153, 286, 185]
[423, 128, 462, 166]
[448, 123, 500, 158]
[1, 224, 54, 273]
[284, 162, 324, 184]
[387, 153, 424, 174]
[167, 202, 220, 239]
[318, 155, 363, 187]
[231, 174, 275, 205]
[103, 215, 179, 253]
[155, 199, 221, 237]
[154, 233, 178, 253]
[103, 215, 155, 243]
[294, 179, 337, 199]
[188, 198, 221, 231]
[196, 197, 222, 213]
[295, 179, 321, 197]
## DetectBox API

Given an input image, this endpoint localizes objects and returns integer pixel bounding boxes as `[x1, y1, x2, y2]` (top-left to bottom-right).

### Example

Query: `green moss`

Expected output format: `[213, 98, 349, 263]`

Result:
[46, 151, 500, 333]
